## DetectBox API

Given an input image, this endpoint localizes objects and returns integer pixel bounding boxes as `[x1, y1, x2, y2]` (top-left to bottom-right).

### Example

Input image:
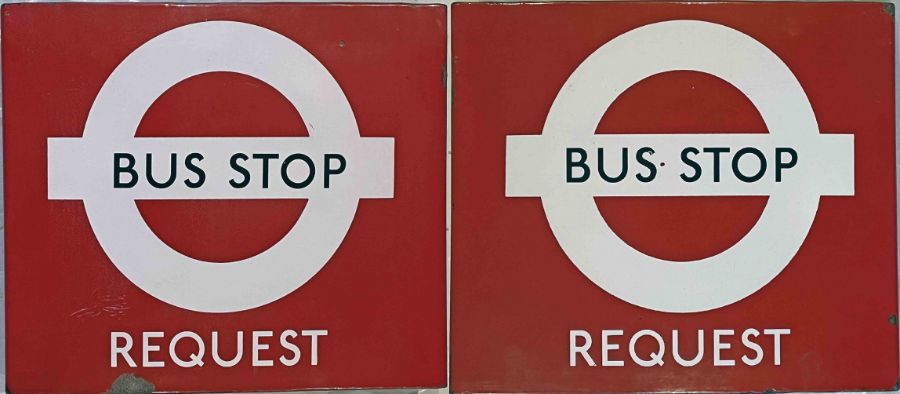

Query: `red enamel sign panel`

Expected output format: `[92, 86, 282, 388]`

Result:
[452, 2, 897, 392]
[3, 3, 446, 392]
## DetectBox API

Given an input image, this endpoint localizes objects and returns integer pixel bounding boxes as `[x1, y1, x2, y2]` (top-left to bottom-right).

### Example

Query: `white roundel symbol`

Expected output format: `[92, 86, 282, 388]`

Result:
[506, 20, 854, 313]
[47, 22, 394, 313]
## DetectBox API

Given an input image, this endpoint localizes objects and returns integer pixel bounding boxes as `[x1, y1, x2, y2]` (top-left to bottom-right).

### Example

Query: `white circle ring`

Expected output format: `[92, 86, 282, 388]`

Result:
[542, 20, 822, 313]
[81, 21, 361, 313]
